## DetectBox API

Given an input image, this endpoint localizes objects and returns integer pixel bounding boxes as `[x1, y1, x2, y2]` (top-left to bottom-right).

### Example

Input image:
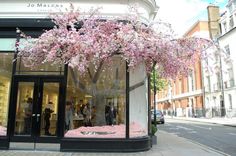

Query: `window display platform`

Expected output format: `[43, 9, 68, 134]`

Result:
[61, 136, 151, 152]
[65, 122, 146, 138]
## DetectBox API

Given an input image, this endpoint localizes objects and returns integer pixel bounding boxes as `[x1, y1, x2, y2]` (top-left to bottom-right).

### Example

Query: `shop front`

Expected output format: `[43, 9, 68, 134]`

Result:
[0, 18, 151, 152]
[0, 0, 157, 152]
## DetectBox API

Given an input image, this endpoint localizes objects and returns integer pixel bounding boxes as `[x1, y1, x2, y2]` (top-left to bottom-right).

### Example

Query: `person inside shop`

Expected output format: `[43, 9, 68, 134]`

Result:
[78, 99, 85, 116]
[65, 101, 74, 131]
[83, 103, 91, 126]
[109, 104, 117, 125]
[44, 101, 54, 135]
[24, 97, 33, 134]
[105, 103, 111, 125]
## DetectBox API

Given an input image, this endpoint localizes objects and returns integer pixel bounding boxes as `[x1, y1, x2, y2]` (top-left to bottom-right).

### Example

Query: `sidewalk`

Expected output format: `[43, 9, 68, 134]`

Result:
[0, 131, 227, 156]
[165, 116, 236, 127]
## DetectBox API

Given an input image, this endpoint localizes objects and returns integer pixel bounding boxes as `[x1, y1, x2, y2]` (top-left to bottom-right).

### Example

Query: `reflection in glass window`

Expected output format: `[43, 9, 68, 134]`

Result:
[16, 56, 64, 75]
[129, 64, 148, 138]
[40, 83, 59, 137]
[0, 53, 13, 136]
[65, 56, 126, 138]
[14, 82, 34, 135]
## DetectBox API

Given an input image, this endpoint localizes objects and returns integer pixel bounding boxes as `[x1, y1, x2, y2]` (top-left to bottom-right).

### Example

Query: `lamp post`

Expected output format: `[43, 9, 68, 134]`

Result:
[153, 63, 157, 126]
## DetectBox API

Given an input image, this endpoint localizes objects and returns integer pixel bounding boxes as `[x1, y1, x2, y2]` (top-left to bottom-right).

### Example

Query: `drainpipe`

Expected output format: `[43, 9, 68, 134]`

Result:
[217, 41, 226, 117]
[200, 59, 206, 117]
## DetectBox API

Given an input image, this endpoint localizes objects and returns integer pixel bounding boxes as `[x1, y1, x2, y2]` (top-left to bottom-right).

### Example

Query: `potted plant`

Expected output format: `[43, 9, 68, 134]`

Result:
[151, 124, 158, 145]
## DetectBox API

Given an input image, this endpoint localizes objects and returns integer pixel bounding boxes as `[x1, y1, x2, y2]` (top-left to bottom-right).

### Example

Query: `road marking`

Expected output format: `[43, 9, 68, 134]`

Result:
[190, 124, 212, 130]
[169, 127, 180, 130]
[176, 126, 193, 131]
[229, 133, 236, 136]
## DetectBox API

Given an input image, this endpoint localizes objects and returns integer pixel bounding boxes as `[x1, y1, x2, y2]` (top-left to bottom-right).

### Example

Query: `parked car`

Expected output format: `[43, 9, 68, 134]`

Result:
[151, 110, 165, 124]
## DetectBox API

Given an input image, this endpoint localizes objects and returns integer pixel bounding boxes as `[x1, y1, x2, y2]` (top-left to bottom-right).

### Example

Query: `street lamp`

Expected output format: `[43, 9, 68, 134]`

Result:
[153, 63, 157, 126]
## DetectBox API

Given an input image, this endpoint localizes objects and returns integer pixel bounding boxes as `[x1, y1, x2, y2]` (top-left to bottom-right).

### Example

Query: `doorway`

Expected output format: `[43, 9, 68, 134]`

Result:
[9, 77, 63, 150]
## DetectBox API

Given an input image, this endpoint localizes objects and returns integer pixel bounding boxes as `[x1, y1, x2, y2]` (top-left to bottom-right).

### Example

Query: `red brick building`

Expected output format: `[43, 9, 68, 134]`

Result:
[156, 21, 209, 117]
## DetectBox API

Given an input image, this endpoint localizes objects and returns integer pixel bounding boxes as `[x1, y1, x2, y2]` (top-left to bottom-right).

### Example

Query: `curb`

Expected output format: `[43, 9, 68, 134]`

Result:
[165, 117, 236, 128]
[222, 124, 236, 128]
[159, 130, 230, 156]
[186, 138, 230, 156]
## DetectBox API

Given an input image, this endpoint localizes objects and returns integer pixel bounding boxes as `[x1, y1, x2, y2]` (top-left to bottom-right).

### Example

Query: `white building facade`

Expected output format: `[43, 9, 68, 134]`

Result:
[204, 0, 236, 118]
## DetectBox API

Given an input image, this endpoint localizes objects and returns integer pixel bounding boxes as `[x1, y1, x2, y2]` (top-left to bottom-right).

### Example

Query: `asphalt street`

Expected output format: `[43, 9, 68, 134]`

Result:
[157, 118, 236, 156]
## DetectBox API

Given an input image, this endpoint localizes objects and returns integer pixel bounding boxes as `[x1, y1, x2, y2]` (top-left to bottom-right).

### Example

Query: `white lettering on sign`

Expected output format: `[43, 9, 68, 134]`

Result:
[27, 3, 64, 8]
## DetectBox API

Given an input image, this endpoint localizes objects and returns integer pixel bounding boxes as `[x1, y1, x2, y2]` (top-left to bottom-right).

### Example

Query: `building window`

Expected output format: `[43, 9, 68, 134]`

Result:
[173, 82, 176, 96]
[64, 55, 127, 138]
[229, 16, 234, 29]
[189, 71, 195, 91]
[179, 79, 182, 94]
[216, 72, 221, 90]
[228, 3, 233, 14]
[206, 97, 209, 106]
[228, 68, 234, 87]
[206, 76, 211, 92]
[129, 63, 148, 138]
[16, 56, 64, 75]
[224, 45, 230, 55]
[0, 52, 14, 136]
[213, 96, 216, 106]
[182, 79, 184, 93]
[223, 22, 227, 33]
[228, 94, 232, 109]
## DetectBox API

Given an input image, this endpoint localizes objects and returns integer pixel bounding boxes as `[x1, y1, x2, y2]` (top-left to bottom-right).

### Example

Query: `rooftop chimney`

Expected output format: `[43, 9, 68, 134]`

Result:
[207, 5, 221, 40]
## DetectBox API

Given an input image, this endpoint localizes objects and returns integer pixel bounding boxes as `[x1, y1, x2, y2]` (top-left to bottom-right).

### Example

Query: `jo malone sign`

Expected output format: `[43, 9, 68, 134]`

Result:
[0, 2, 69, 15]
[0, 1, 135, 19]
[26, 3, 64, 8]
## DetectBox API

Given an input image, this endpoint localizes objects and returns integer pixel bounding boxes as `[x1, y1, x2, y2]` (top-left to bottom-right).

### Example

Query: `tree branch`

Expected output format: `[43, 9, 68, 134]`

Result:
[87, 67, 93, 81]
[92, 60, 104, 83]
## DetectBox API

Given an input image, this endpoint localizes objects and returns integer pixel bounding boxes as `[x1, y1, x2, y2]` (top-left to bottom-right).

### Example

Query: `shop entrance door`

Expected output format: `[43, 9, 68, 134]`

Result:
[10, 77, 63, 150]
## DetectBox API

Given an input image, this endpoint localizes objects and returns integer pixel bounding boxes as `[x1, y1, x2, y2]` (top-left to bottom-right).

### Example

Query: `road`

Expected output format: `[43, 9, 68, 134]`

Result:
[157, 118, 236, 156]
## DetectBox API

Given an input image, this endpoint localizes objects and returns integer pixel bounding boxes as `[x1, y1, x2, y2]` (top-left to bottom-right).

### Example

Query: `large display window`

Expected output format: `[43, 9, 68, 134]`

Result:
[129, 64, 148, 138]
[0, 53, 14, 136]
[65, 55, 126, 138]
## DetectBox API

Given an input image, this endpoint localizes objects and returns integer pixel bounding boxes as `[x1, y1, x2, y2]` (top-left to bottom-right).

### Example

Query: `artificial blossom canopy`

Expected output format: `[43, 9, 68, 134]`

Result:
[18, 7, 212, 78]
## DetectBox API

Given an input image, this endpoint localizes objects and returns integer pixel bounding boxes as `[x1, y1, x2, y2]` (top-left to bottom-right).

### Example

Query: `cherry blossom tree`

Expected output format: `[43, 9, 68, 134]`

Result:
[18, 6, 213, 125]
[18, 6, 212, 79]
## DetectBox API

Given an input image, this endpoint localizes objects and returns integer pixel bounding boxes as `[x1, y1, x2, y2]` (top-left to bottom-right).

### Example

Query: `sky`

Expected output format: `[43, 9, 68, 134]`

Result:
[155, 0, 228, 36]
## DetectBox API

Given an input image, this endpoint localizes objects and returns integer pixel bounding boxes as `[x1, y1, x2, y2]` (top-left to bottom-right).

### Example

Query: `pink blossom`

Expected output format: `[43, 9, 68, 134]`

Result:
[18, 7, 213, 79]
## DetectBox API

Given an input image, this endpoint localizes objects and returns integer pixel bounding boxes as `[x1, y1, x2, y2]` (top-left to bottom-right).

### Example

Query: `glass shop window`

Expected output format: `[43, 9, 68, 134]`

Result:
[64, 55, 126, 138]
[0, 53, 14, 136]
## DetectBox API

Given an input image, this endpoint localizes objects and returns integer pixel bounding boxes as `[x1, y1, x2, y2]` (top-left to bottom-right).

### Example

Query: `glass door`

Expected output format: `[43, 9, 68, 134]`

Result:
[39, 82, 59, 137]
[13, 81, 37, 139]
[10, 77, 62, 148]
